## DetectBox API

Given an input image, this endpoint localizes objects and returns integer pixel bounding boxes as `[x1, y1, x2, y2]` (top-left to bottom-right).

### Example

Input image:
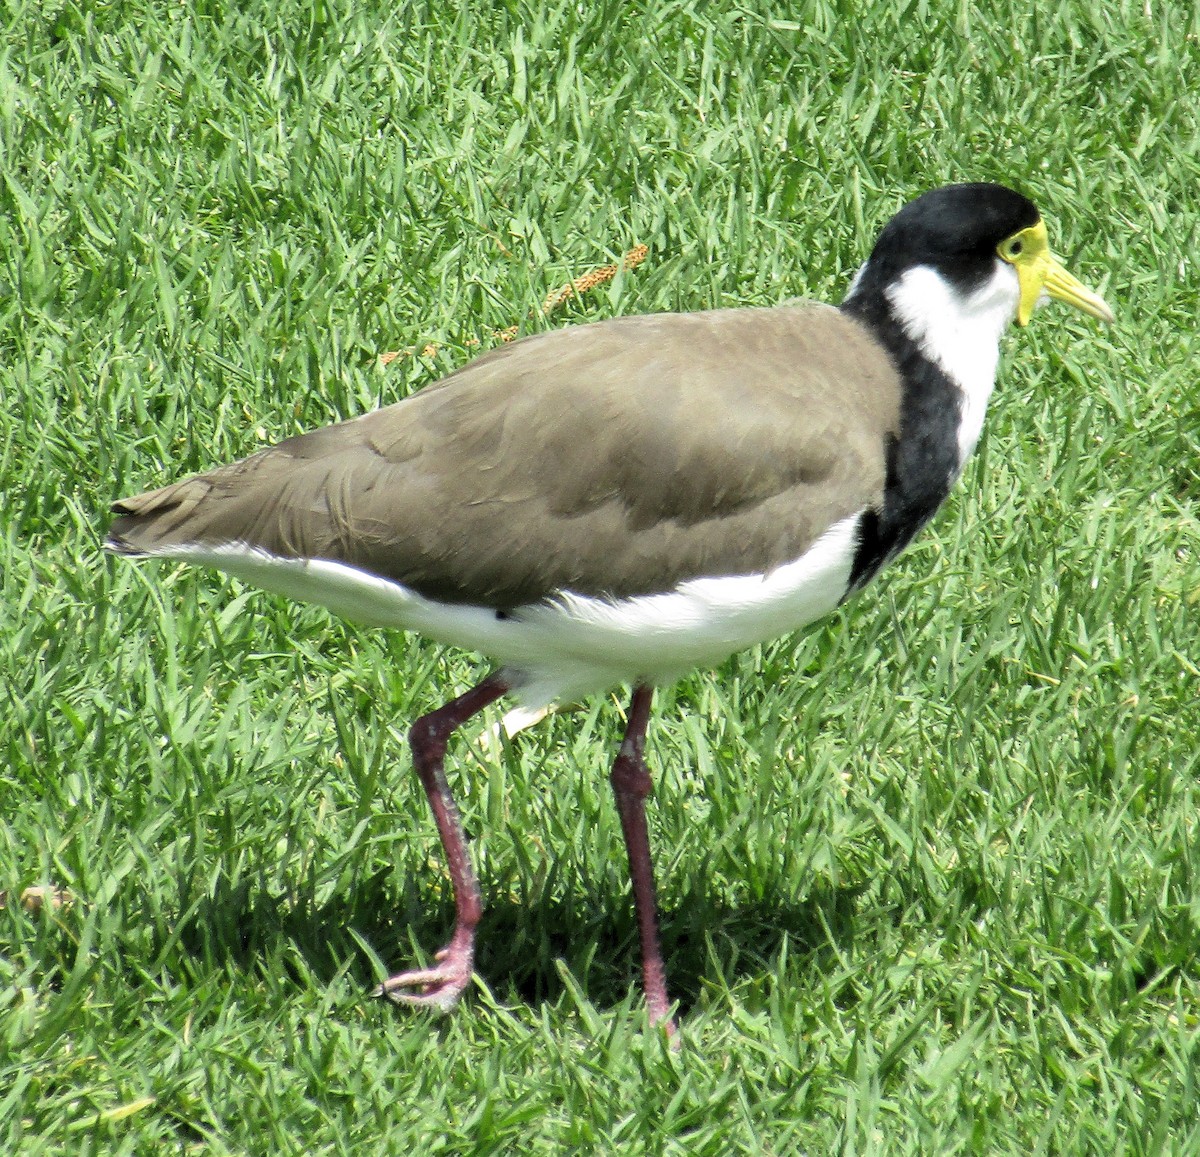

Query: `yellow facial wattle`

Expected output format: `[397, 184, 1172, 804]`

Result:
[998, 220, 1113, 326]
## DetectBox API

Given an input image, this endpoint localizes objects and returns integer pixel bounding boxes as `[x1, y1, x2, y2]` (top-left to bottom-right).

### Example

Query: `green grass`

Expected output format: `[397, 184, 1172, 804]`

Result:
[2, 0, 1199, 1151]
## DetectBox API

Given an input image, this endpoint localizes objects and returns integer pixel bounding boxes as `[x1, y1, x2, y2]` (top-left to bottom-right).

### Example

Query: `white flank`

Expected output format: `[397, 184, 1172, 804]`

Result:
[162, 513, 863, 708]
[886, 261, 1020, 467]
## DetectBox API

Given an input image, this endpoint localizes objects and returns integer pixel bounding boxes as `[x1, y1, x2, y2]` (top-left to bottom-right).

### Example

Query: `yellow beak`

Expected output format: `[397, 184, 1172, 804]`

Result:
[1003, 221, 1114, 326]
[1036, 259, 1115, 326]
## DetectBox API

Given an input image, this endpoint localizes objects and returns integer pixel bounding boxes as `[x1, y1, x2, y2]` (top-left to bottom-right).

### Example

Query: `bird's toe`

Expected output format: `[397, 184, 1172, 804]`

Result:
[374, 956, 474, 1012]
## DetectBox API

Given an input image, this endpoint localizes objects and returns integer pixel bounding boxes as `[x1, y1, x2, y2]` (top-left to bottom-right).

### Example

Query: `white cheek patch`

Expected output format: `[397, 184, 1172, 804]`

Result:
[886, 262, 1020, 466]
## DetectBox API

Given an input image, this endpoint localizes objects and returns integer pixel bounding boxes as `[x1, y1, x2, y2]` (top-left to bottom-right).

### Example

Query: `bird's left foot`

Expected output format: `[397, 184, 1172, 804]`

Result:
[374, 941, 474, 1012]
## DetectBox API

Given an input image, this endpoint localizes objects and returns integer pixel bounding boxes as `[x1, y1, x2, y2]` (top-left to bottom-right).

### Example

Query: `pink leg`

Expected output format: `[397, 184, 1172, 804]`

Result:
[376, 673, 508, 1010]
[609, 685, 676, 1033]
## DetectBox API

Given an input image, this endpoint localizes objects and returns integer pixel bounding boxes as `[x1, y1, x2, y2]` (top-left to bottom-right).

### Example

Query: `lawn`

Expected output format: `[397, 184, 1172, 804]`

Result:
[2, 0, 1199, 1152]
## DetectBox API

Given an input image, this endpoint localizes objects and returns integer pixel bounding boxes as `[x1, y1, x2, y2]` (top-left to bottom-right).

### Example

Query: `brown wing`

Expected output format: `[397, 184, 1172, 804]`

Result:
[109, 304, 901, 606]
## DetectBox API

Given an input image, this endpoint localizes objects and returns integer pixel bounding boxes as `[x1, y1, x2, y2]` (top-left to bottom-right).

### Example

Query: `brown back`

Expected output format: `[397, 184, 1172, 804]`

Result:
[110, 304, 901, 607]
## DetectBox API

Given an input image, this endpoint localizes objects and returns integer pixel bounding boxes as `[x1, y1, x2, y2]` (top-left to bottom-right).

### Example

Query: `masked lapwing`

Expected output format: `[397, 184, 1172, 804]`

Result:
[106, 183, 1113, 1033]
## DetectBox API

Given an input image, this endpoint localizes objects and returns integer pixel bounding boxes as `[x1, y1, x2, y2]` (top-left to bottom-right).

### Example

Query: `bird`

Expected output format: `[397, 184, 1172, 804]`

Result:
[105, 183, 1113, 1034]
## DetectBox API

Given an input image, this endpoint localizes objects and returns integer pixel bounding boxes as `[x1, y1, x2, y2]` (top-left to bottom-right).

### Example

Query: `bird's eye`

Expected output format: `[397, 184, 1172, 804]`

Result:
[1008, 240, 1023, 257]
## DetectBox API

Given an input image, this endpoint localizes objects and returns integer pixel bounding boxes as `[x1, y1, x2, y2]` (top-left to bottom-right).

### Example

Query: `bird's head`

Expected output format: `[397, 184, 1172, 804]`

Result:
[845, 183, 1114, 329]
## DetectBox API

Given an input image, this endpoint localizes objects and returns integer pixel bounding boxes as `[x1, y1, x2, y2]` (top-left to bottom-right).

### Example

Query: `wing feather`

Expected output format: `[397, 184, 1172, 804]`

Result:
[109, 304, 900, 606]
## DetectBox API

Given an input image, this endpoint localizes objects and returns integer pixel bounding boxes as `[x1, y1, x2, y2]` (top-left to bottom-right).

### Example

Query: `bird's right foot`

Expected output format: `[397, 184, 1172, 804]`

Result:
[374, 941, 474, 1012]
